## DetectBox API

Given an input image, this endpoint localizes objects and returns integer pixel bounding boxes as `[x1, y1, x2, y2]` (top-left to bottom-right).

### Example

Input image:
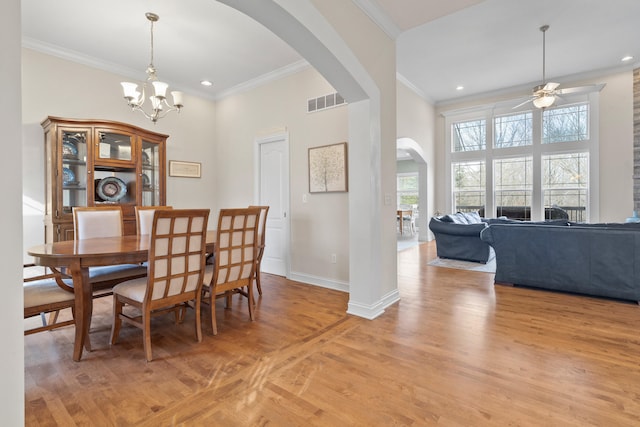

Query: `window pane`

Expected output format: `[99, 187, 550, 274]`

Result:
[494, 112, 532, 148]
[494, 157, 532, 217]
[452, 119, 486, 152]
[397, 173, 419, 208]
[543, 153, 588, 222]
[542, 103, 589, 144]
[452, 161, 485, 212]
[398, 175, 418, 191]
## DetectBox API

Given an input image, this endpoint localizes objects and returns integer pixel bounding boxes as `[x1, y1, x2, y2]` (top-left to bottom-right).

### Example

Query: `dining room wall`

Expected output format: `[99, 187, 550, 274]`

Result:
[21, 48, 217, 260]
[215, 66, 350, 288]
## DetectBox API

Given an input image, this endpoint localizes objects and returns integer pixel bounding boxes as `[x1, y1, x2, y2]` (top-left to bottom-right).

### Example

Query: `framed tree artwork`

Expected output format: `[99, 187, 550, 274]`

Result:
[308, 142, 348, 193]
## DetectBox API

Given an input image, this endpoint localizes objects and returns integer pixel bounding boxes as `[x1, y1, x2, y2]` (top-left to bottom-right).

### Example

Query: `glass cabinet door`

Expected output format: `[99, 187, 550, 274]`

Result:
[95, 131, 134, 164]
[141, 139, 161, 206]
[61, 130, 88, 214]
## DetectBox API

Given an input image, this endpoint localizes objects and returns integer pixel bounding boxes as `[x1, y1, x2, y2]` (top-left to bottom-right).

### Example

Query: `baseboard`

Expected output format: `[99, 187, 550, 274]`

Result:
[288, 271, 349, 293]
[288, 272, 401, 320]
[347, 288, 401, 320]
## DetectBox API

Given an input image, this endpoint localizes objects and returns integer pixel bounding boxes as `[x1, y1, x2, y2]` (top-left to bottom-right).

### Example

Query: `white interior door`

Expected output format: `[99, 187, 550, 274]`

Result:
[255, 133, 290, 277]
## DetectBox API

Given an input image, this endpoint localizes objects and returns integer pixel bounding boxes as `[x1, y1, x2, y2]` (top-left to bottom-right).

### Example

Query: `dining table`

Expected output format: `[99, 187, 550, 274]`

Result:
[397, 209, 413, 235]
[28, 230, 216, 361]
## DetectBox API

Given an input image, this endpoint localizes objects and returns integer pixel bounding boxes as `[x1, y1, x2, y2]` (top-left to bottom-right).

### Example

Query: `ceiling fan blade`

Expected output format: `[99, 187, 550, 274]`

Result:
[543, 82, 560, 91]
[555, 85, 598, 95]
[512, 97, 535, 109]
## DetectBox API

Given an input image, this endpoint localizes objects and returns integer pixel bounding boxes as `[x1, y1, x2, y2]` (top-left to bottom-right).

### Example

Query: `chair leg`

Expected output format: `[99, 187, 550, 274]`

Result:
[48, 310, 60, 326]
[143, 312, 153, 362]
[255, 262, 263, 295]
[194, 297, 202, 343]
[247, 285, 255, 321]
[110, 296, 123, 345]
[211, 295, 218, 336]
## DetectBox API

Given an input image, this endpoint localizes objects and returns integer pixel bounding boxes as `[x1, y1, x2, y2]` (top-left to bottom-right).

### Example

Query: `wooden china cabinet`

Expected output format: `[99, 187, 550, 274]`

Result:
[41, 116, 167, 242]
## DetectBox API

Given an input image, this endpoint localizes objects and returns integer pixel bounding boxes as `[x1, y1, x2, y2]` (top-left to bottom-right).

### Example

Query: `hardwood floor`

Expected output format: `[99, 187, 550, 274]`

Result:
[25, 241, 640, 426]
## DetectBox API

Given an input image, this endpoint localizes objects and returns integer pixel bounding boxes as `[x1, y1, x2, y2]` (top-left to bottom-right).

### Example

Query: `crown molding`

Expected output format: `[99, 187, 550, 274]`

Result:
[214, 60, 310, 100]
[351, 0, 401, 40]
[396, 72, 433, 104]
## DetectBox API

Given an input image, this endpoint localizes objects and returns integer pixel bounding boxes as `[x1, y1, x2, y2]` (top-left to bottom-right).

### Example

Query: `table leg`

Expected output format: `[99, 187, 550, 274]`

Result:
[70, 262, 92, 361]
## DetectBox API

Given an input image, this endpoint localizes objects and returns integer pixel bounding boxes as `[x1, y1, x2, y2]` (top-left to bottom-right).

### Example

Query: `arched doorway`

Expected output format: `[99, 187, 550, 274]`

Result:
[397, 137, 428, 241]
[217, 0, 399, 319]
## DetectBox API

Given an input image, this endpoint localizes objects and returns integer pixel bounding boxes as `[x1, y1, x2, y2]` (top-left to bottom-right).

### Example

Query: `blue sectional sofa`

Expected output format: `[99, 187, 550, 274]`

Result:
[480, 221, 640, 302]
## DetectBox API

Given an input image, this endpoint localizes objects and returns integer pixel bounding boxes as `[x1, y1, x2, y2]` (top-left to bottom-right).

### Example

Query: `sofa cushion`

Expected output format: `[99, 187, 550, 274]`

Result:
[441, 211, 482, 224]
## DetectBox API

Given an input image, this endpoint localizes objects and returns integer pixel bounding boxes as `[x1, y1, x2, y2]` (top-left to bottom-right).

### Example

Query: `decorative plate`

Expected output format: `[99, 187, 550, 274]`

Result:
[62, 141, 78, 159]
[142, 173, 151, 188]
[62, 167, 75, 185]
[96, 177, 127, 202]
[142, 151, 151, 165]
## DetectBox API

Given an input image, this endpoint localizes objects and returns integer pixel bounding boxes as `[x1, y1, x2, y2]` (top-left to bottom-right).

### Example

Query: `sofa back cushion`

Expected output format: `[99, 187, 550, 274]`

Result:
[441, 211, 482, 224]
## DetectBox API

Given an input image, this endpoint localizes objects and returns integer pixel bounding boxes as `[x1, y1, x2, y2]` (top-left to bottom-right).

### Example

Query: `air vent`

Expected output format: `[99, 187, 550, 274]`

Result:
[307, 92, 346, 113]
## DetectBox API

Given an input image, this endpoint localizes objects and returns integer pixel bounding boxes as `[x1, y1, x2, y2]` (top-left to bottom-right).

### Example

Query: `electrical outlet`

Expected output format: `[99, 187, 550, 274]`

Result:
[331, 253, 337, 264]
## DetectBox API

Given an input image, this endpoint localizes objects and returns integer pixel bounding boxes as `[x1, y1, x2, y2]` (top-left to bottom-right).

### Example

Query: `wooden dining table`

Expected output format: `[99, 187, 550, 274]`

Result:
[28, 231, 216, 361]
[397, 209, 413, 235]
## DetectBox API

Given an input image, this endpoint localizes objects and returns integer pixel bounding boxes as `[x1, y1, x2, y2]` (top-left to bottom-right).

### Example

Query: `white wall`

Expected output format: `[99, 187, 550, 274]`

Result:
[433, 69, 635, 222]
[1, 0, 25, 423]
[215, 67, 350, 285]
[397, 80, 436, 221]
[21, 48, 217, 258]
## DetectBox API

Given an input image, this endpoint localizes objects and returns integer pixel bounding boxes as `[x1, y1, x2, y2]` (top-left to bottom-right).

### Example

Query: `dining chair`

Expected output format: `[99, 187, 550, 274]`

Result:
[72, 206, 147, 292]
[23, 264, 75, 335]
[248, 205, 269, 296]
[135, 205, 173, 236]
[202, 207, 261, 335]
[110, 209, 210, 362]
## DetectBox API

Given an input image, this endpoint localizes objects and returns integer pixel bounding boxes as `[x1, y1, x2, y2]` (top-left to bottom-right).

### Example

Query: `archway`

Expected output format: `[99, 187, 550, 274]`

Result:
[217, 0, 399, 319]
[397, 137, 428, 241]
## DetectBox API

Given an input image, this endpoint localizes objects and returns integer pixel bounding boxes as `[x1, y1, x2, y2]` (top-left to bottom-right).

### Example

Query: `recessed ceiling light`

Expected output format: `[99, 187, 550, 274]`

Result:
[621, 55, 634, 62]
[200, 80, 213, 87]
[456, 85, 464, 91]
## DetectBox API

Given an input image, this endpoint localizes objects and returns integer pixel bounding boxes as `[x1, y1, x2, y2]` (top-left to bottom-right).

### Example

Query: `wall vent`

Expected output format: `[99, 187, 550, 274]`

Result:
[307, 92, 346, 113]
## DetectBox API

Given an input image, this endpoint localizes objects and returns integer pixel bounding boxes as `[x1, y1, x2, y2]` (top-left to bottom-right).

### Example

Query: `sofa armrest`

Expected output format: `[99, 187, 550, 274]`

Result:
[429, 218, 487, 236]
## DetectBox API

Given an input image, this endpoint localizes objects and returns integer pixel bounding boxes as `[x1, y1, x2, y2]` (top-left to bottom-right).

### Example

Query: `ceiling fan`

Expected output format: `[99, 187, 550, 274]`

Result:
[514, 25, 596, 109]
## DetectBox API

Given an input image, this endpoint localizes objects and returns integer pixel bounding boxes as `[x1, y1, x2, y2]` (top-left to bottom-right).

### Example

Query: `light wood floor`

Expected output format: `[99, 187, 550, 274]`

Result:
[25, 241, 640, 426]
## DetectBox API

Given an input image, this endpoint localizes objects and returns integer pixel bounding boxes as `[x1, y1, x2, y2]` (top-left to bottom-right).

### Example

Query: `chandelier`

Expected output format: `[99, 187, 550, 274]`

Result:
[121, 12, 183, 123]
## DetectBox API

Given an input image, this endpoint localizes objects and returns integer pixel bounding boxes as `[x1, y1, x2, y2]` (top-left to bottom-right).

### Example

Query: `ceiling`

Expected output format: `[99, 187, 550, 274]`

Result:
[21, 0, 640, 104]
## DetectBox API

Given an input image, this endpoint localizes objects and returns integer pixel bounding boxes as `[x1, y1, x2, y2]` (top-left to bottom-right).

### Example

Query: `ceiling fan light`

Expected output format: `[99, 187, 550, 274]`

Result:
[533, 94, 555, 109]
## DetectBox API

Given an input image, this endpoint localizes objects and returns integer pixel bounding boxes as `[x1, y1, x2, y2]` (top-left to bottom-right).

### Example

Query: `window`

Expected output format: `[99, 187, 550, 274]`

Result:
[452, 119, 486, 152]
[446, 97, 598, 222]
[397, 173, 418, 207]
[494, 112, 532, 148]
[542, 153, 588, 221]
[543, 104, 588, 144]
[494, 157, 532, 210]
[452, 161, 485, 213]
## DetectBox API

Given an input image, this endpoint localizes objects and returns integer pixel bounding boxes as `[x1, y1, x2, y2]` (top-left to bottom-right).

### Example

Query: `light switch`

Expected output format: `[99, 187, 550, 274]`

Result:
[303, 193, 308, 203]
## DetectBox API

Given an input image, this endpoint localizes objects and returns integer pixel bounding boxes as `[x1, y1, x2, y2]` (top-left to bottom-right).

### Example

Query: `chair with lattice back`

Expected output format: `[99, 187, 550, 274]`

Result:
[202, 207, 260, 335]
[248, 205, 269, 296]
[135, 205, 173, 236]
[110, 209, 210, 361]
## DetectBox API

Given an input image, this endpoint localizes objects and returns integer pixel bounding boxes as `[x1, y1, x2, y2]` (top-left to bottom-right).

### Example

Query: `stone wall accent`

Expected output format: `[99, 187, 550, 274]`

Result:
[634, 68, 640, 213]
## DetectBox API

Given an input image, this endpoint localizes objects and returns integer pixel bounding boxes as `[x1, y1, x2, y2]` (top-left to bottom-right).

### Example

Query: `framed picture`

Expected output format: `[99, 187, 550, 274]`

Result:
[308, 142, 348, 193]
[169, 160, 201, 178]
